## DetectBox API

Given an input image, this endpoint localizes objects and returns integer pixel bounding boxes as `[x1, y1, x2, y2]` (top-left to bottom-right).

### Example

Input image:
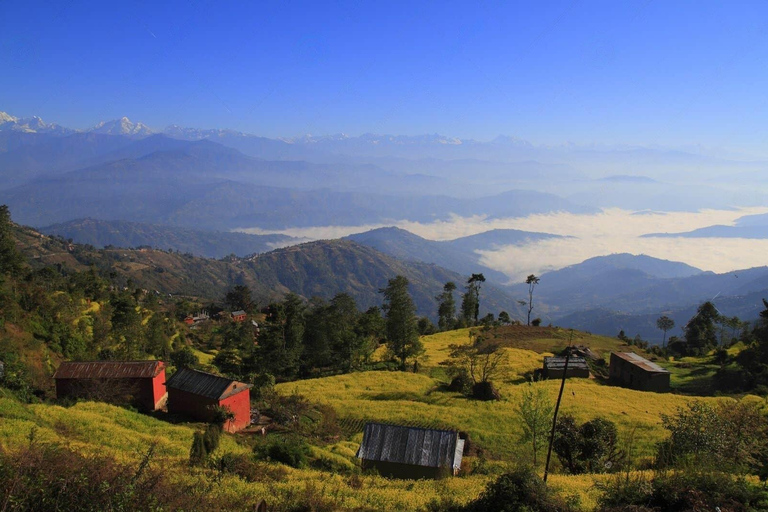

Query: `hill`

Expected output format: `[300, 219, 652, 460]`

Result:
[346, 227, 562, 285]
[41, 218, 298, 259]
[16, 224, 521, 320]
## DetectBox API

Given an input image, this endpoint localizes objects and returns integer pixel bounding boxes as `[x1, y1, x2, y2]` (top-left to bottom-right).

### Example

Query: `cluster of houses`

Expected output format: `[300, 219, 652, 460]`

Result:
[53, 361, 252, 433]
[541, 350, 670, 393]
[50, 348, 669, 480]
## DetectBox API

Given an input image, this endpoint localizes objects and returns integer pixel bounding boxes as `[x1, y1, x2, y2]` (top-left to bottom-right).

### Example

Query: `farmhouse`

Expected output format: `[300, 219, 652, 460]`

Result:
[357, 422, 464, 479]
[165, 368, 251, 432]
[609, 352, 670, 392]
[53, 360, 167, 411]
[542, 356, 590, 379]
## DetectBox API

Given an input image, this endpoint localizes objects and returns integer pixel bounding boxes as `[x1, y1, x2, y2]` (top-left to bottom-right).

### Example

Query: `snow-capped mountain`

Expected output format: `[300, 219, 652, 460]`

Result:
[90, 117, 154, 136]
[0, 112, 74, 135]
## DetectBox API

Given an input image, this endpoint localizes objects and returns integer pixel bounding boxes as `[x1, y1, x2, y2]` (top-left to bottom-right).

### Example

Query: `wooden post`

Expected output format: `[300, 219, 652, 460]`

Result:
[543, 329, 573, 483]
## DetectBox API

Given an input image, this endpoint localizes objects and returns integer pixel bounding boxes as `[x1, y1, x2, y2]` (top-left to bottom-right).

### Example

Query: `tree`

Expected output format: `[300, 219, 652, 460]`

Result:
[498, 311, 512, 325]
[380, 276, 422, 371]
[461, 274, 485, 325]
[224, 285, 254, 313]
[525, 275, 540, 326]
[553, 415, 622, 474]
[682, 301, 719, 356]
[516, 381, 554, 466]
[436, 281, 457, 331]
[441, 328, 506, 400]
[656, 315, 674, 348]
[0, 205, 23, 277]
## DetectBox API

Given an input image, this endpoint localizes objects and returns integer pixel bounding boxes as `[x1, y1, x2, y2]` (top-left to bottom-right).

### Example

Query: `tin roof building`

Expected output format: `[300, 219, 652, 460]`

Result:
[53, 360, 167, 411]
[609, 352, 670, 392]
[165, 368, 251, 432]
[542, 356, 590, 379]
[357, 422, 464, 479]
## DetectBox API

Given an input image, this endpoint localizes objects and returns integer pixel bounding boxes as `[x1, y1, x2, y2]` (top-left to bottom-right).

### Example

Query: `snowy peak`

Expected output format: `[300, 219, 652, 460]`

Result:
[90, 117, 153, 136]
[0, 111, 74, 135]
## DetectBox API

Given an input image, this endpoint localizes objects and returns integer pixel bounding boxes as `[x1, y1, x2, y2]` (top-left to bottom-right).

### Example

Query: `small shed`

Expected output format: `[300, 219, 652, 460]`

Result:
[231, 310, 247, 322]
[609, 352, 670, 392]
[53, 360, 167, 411]
[357, 422, 464, 479]
[165, 368, 251, 432]
[542, 356, 590, 379]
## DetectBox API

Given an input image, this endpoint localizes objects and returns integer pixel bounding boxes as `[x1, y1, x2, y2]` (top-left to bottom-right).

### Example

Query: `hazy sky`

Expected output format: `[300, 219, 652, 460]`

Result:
[3, 1, 768, 153]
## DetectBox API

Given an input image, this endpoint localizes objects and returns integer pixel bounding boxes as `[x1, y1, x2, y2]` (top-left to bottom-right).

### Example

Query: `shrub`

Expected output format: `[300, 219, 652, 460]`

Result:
[0, 438, 215, 510]
[471, 380, 501, 401]
[553, 414, 623, 474]
[598, 468, 768, 511]
[463, 465, 574, 512]
[218, 452, 288, 482]
[256, 436, 311, 468]
[189, 431, 208, 465]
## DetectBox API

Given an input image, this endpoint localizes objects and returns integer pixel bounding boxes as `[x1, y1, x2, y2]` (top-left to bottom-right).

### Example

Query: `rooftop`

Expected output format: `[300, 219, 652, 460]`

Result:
[612, 352, 669, 373]
[165, 368, 250, 400]
[357, 422, 462, 470]
[53, 360, 164, 380]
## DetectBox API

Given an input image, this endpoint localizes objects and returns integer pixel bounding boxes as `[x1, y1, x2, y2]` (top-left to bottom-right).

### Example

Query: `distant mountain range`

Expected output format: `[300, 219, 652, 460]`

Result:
[643, 212, 768, 239]
[0, 133, 594, 229]
[4, 109, 768, 209]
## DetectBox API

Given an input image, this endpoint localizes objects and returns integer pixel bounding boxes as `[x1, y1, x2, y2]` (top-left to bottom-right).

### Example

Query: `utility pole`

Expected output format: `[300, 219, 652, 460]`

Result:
[543, 329, 573, 483]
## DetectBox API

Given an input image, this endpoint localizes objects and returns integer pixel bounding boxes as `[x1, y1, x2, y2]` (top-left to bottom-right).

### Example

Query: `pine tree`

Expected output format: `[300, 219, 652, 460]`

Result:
[380, 276, 421, 371]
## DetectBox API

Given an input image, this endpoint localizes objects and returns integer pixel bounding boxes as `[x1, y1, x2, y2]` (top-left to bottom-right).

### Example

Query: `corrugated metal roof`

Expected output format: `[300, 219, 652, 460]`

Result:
[543, 356, 590, 370]
[357, 422, 461, 469]
[232, 310, 247, 316]
[165, 368, 250, 400]
[613, 352, 669, 373]
[53, 361, 164, 380]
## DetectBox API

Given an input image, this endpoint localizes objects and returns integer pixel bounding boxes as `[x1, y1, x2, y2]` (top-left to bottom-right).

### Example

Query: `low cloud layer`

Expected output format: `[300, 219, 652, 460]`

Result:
[239, 206, 768, 281]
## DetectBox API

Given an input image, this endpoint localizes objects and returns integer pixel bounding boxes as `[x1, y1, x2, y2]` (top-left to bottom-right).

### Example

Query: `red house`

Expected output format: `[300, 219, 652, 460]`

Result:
[231, 310, 247, 322]
[165, 368, 251, 433]
[53, 361, 167, 411]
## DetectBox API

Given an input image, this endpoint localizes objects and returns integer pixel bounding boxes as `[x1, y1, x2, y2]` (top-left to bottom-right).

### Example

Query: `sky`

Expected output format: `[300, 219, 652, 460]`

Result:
[3, 1, 768, 153]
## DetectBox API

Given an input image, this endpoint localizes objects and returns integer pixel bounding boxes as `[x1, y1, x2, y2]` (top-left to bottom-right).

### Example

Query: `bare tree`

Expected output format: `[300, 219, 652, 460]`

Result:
[525, 275, 540, 326]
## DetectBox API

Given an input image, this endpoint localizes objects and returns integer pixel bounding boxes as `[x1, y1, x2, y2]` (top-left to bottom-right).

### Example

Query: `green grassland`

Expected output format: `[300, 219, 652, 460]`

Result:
[1, 327, 762, 510]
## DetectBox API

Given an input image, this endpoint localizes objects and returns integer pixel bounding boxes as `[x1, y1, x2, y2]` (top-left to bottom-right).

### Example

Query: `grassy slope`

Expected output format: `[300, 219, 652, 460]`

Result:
[2, 327, 760, 511]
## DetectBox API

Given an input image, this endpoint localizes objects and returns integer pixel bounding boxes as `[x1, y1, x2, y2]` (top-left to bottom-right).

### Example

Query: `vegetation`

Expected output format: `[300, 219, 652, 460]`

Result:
[525, 274, 540, 326]
[380, 276, 422, 371]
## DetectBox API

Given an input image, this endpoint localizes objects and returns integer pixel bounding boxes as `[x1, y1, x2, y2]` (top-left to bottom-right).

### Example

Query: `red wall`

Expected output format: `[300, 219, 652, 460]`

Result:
[167, 388, 219, 422]
[219, 388, 251, 433]
[151, 371, 167, 408]
[167, 387, 250, 432]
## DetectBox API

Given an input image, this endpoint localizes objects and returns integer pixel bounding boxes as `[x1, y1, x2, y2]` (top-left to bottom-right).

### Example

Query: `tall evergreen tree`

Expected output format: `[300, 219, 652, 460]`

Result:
[380, 276, 421, 371]
[0, 205, 23, 277]
[436, 281, 457, 331]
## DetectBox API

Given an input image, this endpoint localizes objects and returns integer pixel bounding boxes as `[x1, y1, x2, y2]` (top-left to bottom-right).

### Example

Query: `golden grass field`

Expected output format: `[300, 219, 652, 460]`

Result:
[1, 328, 763, 510]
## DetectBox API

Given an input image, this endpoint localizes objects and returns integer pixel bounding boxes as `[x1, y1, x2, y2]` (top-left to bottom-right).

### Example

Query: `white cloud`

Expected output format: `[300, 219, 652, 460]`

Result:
[236, 206, 768, 281]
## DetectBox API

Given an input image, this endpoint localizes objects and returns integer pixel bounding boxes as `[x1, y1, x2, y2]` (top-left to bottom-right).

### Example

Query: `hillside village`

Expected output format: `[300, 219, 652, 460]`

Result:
[2, 205, 768, 511]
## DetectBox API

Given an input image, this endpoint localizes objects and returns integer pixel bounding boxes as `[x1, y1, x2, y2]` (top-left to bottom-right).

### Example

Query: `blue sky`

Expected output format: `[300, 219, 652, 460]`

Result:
[2, 1, 768, 151]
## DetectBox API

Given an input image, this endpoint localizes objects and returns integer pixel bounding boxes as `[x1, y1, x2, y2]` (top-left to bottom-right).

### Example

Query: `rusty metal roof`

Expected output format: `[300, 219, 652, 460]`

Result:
[357, 422, 462, 470]
[543, 356, 589, 371]
[53, 361, 164, 380]
[165, 368, 250, 400]
[612, 352, 669, 373]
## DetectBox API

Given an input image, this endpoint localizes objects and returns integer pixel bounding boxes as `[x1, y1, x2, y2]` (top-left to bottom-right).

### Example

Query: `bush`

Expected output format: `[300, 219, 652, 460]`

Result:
[0, 438, 216, 510]
[598, 469, 768, 511]
[218, 452, 288, 482]
[256, 436, 311, 468]
[463, 466, 574, 512]
[553, 415, 623, 474]
[471, 380, 501, 401]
